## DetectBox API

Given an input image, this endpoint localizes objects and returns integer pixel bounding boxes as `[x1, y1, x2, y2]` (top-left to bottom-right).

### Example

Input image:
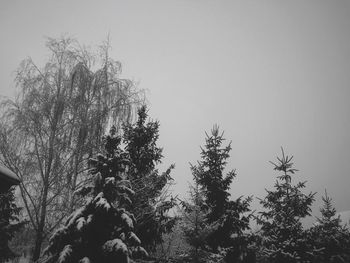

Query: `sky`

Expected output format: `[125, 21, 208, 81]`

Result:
[1, 0, 350, 222]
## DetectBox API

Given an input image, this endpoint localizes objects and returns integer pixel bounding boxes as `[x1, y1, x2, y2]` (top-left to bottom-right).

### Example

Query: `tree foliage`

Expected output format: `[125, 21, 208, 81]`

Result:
[192, 126, 235, 223]
[189, 125, 252, 258]
[180, 182, 217, 263]
[306, 191, 350, 262]
[0, 37, 144, 261]
[43, 126, 147, 263]
[256, 148, 316, 263]
[0, 187, 26, 263]
[123, 106, 176, 251]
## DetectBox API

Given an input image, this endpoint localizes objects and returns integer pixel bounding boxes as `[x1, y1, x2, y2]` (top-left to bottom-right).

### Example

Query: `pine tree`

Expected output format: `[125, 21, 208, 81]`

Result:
[123, 106, 176, 251]
[257, 148, 315, 263]
[0, 187, 26, 263]
[43, 126, 147, 263]
[306, 191, 350, 262]
[191, 125, 252, 255]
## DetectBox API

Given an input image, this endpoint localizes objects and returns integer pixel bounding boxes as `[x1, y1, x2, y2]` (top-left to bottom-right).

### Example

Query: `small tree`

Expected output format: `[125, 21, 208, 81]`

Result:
[0, 187, 26, 263]
[43, 126, 147, 263]
[191, 125, 252, 256]
[123, 106, 176, 251]
[257, 148, 316, 263]
[306, 191, 350, 262]
[180, 182, 217, 263]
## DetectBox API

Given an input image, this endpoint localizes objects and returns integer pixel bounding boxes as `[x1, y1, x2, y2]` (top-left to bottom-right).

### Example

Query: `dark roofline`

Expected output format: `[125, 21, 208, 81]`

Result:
[0, 165, 20, 185]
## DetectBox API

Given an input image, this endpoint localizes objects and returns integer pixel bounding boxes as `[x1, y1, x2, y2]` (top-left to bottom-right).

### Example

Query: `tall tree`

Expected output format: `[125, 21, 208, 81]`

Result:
[256, 148, 316, 263]
[191, 125, 252, 255]
[43, 126, 147, 263]
[0, 37, 144, 261]
[122, 106, 176, 251]
[0, 187, 26, 263]
[306, 191, 350, 262]
[192, 126, 235, 223]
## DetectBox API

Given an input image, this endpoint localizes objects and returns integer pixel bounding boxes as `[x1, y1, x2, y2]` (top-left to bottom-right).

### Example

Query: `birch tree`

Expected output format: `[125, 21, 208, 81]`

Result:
[0, 37, 144, 261]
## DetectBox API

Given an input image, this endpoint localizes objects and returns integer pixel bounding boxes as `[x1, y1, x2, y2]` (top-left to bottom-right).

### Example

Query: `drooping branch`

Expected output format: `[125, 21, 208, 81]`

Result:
[0, 36, 145, 261]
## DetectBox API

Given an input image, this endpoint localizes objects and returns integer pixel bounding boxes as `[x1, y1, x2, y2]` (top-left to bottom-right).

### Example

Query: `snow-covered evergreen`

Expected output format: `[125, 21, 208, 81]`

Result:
[43, 126, 147, 263]
[306, 191, 350, 262]
[188, 125, 253, 261]
[123, 106, 176, 251]
[256, 148, 316, 263]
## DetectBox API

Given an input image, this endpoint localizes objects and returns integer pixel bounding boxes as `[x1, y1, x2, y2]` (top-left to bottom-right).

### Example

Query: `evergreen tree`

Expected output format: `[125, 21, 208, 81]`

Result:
[192, 126, 234, 223]
[180, 182, 217, 263]
[191, 125, 252, 255]
[0, 187, 26, 263]
[257, 148, 315, 263]
[306, 191, 350, 262]
[43, 126, 147, 263]
[123, 106, 176, 251]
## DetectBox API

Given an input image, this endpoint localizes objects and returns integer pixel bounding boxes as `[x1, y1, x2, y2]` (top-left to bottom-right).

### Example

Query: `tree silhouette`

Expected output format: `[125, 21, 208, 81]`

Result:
[190, 125, 252, 257]
[257, 148, 315, 263]
[123, 106, 176, 251]
[306, 190, 350, 262]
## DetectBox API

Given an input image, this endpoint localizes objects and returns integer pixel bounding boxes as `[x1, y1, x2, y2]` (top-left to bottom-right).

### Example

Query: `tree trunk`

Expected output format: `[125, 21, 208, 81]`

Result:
[32, 229, 43, 262]
[32, 181, 49, 262]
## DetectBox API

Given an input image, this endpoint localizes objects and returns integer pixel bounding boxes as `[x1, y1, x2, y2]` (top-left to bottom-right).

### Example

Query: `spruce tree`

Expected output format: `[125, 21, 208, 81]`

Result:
[306, 191, 350, 262]
[0, 187, 26, 263]
[191, 125, 252, 254]
[43, 126, 147, 263]
[257, 148, 315, 263]
[123, 106, 176, 251]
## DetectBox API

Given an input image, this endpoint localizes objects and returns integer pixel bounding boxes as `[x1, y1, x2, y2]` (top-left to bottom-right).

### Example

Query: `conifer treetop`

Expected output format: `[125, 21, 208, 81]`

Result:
[192, 125, 236, 222]
[257, 148, 316, 263]
[188, 125, 252, 255]
[122, 105, 176, 251]
[317, 190, 340, 226]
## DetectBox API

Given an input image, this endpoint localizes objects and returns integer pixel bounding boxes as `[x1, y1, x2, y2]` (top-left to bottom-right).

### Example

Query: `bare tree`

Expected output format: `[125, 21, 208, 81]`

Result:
[0, 37, 144, 261]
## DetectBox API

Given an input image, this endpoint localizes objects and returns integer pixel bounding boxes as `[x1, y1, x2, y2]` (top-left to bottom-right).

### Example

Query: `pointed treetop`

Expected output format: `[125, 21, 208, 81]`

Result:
[269, 147, 298, 184]
[136, 105, 148, 127]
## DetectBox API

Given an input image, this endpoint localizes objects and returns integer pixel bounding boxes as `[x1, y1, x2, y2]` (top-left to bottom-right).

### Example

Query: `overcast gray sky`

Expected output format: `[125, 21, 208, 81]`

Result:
[1, 0, 350, 220]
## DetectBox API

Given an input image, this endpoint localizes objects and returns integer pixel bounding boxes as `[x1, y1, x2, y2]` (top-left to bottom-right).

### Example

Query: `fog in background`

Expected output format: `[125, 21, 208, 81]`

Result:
[1, 0, 350, 223]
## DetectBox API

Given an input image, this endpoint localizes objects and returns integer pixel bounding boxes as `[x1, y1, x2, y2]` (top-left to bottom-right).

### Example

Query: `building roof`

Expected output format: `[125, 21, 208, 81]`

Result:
[0, 165, 20, 185]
